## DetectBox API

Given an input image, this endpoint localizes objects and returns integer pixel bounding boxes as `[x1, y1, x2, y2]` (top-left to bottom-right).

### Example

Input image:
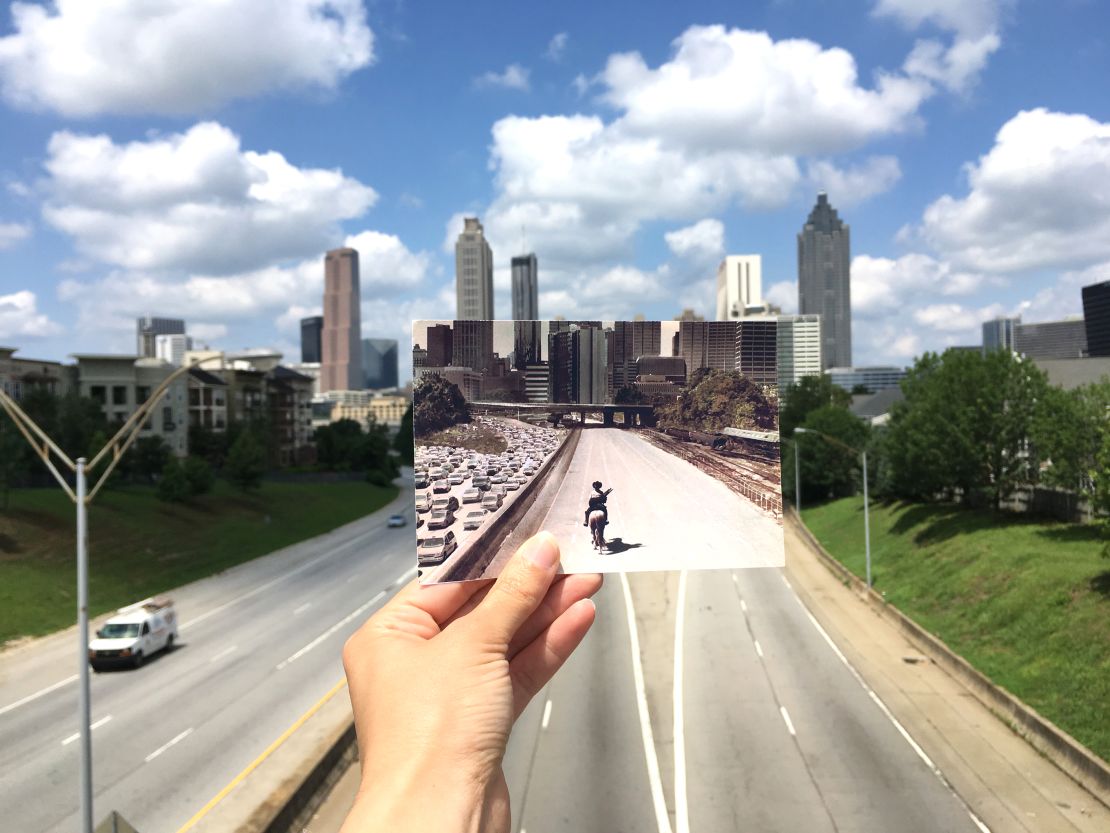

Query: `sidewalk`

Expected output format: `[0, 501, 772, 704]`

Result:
[783, 519, 1109, 833]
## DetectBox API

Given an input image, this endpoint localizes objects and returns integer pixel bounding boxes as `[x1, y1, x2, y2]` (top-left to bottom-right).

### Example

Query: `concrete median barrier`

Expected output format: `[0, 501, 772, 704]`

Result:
[788, 508, 1110, 808]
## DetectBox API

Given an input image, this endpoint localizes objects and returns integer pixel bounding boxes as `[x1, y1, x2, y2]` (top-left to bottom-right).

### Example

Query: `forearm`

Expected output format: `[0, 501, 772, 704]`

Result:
[342, 770, 495, 833]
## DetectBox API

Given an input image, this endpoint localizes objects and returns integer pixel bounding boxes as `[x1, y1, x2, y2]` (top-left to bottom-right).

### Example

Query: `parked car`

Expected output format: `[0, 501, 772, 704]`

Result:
[463, 510, 488, 530]
[432, 495, 460, 513]
[418, 532, 458, 566]
[448, 472, 465, 486]
[432, 479, 450, 494]
[473, 476, 491, 492]
[415, 493, 432, 513]
[414, 472, 429, 488]
[462, 488, 481, 504]
[428, 509, 455, 530]
[481, 493, 502, 511]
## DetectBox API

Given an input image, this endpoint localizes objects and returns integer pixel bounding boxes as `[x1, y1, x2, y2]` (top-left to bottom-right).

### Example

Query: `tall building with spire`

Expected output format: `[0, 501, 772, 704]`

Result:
[798, 192, 850, 370]
[321, 248, 363, 391]
[511, 253, 538, 319]
[455, 217, 494, 319]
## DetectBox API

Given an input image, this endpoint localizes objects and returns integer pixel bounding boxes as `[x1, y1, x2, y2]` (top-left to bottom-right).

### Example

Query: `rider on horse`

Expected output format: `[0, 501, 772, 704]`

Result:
[583, 481, 612, 528]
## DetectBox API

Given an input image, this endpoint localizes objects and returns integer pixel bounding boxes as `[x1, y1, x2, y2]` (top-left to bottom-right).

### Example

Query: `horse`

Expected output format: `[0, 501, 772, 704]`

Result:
[588, 510, 607, 551]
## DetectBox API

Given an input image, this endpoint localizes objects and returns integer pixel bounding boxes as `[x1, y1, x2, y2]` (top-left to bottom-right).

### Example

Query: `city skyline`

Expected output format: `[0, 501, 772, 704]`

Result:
[1, 2, 1109, 382]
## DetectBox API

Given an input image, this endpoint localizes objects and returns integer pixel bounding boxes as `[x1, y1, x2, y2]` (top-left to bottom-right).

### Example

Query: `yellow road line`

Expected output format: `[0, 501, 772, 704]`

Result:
[175, 677, 349, 833]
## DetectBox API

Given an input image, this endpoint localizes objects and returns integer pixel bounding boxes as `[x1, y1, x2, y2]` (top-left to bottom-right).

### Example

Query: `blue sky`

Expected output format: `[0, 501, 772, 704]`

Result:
[1, 0, 1109, 381]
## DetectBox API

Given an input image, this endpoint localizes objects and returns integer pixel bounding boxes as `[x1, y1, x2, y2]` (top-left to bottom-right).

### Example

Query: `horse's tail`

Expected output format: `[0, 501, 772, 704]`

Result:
[588, 510, 606, 528]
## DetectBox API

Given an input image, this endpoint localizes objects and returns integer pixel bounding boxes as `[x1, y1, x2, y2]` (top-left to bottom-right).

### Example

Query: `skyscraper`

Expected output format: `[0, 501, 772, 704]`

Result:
[136, 316, 185, 358]
[452, 320, 494, 374]
[513, 321, 541, 370]
[679, 321, 739, 372]
[716, 255, 763, 320]
[548, 326, 608, 404]
[1082, 280, 1110, 357]
[736, 318, 778, 386]
[511, 253, 538, 320]
[776, 315, 822, 391]
[426, 324, 454, 368]
[1014, 319, 1087, 359]
[301, 316, 323, 363]
[455, 217, 494, 319]
[982, 317, 1019, 353]
[611, 320, 662, 389]
[798, 192, 851, 369]
[321, 248, 363, 391]
[362, 338, 399, 388]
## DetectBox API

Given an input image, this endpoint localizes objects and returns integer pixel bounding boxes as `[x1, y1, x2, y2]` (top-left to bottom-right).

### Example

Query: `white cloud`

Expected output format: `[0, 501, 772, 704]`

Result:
[42, 122, 377, 275]
[0, 290, 61, 339]
[1018, 262, 1110, 323]
[546, 32, 568, 62]
[0, 221, 31, 249]
[851, 252, 988, 315]
[806, 156, 902, 205]
[343, 230, 431, 289]
[765, 280, 798, 314]
[664, 219, 725, 262]
[0, 0, 374, 117]
[188, 322, 229, 343]
[475, 64, 531, 92]
[873, 0, 1003, 39]
[916, 109, 1110, 274]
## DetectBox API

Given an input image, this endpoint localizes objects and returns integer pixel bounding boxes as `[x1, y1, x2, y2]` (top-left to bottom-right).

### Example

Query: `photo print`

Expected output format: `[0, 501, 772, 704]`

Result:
[411, 319, 785, 584]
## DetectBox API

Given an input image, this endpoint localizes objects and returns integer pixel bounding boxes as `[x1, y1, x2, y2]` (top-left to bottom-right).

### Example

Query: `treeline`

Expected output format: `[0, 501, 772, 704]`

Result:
[413, 375, 469, 436]
[782, 348, 1110, 519]
[657, 369, 778, 432]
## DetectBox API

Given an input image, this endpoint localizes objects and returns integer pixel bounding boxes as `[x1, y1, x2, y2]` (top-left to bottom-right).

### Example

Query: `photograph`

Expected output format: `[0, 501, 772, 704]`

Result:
[412, 319, 785, 583]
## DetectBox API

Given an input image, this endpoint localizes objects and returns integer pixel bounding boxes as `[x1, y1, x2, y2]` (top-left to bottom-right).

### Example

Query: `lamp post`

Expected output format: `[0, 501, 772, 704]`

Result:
[0, 354, 220, 833]
[794, 427, 872, 588]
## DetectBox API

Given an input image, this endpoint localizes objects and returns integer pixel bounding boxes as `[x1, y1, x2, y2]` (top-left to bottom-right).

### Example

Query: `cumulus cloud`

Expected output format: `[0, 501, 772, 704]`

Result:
[807, 156, 902, 205]
[0, 221, 31, 249]
[41, 122, 377, 275]
[0, 0, 374, 117]
[764, 280, 798, 314]
[915, 109, 1110, 273]
[0, 290, 61, 339]
[874, 0, 1005, 92]
[664, 219, 725, 262]
[851, 252, 988, 315]
[475, 64, 531, 91]
[546, 32, 568, 62]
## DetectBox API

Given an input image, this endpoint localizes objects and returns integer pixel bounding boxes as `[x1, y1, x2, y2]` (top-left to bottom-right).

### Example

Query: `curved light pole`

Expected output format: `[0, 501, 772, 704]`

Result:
[0, 354, 221, 833]
[794, 427, 872, 588]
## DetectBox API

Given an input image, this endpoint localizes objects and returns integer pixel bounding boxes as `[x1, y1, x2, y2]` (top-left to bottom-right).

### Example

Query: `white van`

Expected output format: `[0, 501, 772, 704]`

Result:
[88, 597, 178, 671]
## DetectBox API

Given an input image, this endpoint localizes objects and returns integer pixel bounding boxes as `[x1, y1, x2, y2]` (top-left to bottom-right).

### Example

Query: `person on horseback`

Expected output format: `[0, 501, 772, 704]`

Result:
[583, 481, 612, 528]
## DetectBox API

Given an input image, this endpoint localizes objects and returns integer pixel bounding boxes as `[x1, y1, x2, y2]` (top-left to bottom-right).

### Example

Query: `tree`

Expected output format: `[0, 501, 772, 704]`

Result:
[225, 430, 265, 491]
[413, 375, 469, 436]
[1031, 381, 1110, 495]
[188, 425, 228, 469]
[393, 404, 414, 466]
[850, 383, 872, 396]
[0, 418, 30, 510]
[882, 348, 1049, 508]
[614, 385, 645, 405]
[795, 405, 870, 502]
[183, 456, 215, 496]
[659, 370, 777, 431]
[156, 457, 190, 503]
[780, 374, 851, 438]
[130, 435, 172, 484]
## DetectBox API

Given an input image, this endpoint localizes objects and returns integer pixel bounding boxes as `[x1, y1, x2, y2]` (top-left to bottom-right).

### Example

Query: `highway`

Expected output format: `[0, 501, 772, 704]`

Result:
[0, 481, 416, 833]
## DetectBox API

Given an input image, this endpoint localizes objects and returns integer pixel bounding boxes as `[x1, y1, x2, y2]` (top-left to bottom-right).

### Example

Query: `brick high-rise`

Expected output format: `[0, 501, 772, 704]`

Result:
[321, 248, 363, 391]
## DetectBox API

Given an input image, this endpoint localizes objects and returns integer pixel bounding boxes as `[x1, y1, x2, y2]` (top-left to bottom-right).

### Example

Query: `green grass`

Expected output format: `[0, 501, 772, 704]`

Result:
[0, 479, 398, 646]
[802, 498, 1110, 762]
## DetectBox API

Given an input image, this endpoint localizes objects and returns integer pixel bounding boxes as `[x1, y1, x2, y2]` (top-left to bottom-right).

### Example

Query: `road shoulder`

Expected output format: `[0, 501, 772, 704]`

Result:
[784, 520, 1110, 833]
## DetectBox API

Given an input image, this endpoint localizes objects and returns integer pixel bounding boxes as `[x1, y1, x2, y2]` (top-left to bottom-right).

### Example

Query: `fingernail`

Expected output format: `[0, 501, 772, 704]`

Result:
[525, 532, 560, 569]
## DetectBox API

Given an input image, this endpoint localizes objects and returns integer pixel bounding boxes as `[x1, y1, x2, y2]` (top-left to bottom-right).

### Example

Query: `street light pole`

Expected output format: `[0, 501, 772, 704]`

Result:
[794, 437, 801, 515]
[862, 450, 871, 588]
[76, 458, 92, 833]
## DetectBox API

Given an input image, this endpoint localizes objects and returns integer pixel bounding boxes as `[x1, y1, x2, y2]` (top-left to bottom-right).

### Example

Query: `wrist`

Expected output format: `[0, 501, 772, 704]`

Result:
[344, 763, 491, 833]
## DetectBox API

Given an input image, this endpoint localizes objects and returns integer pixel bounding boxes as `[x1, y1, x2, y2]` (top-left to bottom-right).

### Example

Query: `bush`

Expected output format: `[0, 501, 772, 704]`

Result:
[413, 375, 469, 436]
[183, 456, 214, 496]
[366, 469, 394, 487]
[225, 431, 265, 491]
[156, 458, 190, 503]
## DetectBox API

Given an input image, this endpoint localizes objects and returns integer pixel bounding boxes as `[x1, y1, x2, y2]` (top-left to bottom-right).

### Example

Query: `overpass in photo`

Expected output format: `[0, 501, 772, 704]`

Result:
[468, 400, 658, 427]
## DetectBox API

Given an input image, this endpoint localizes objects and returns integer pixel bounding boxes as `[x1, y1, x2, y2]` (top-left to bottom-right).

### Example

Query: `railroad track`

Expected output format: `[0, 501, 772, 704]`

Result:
[644, 431, 783, 518]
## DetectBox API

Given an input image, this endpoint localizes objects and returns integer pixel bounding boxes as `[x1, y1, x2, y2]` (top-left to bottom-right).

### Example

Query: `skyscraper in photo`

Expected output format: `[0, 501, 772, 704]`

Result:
[513, 320, 541, 370]
[798, 193, 851, 370]
[301, 316, 323, 363]
[452, 320, 494, 374]
[679, 320, 739, 372]
[426, 324, 454, 368]
[611, 320, 662, 389]
[455, 217, 494, 319]
[511, 253, 538, 320]
[321, 247, 363, 391]
[548, 326, 608, 404]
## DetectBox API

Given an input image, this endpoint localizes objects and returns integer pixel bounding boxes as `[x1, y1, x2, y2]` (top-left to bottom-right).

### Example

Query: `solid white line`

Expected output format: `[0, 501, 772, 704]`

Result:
[0, 673, 79, 717]
[740, 599, 748, 613]
[145, 727, 193, 762]
[394, 566, 416, 586]
[673, 570, 690, 833]
[276, 591, 386, 670]
[293, 603, 311, 615]
[541, 699, 552, 730]
[780, 706, 797, 736]
[210, 645, 237, 664]
[781, 574, 792, 589]
[619, 573, 673, 833]
[968, 811, 992, 833]
[754, 640, 764, 658]
[61, 715, 112, 746]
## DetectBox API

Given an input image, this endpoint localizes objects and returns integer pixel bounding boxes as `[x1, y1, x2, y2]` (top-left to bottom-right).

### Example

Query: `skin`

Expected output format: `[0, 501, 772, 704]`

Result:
[340, 531, 603, 833]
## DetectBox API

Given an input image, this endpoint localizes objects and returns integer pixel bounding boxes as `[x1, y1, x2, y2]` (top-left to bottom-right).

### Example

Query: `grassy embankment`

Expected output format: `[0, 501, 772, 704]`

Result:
[0, 480, 398, 646]
[802, 498, 1110, 761]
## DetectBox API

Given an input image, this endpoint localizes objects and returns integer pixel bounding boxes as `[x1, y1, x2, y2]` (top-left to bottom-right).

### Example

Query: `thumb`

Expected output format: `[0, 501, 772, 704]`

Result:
[471, 531, 561, 647]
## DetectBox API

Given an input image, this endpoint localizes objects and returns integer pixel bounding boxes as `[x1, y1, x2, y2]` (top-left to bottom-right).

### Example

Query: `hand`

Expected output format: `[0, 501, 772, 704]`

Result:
[340, 532, 602, 833]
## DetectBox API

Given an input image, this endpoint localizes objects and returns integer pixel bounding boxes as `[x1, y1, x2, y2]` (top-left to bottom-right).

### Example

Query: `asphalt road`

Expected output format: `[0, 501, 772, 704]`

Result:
[0, 479, 416, 833]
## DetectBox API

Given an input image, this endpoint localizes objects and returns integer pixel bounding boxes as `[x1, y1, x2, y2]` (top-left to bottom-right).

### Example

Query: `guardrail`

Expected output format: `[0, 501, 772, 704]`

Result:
[788, 507, 1110, 808]
[439, 427, 581, 582]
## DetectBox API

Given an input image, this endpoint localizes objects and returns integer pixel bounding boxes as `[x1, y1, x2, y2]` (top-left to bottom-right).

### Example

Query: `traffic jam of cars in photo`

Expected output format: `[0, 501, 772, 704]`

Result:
[414, 418, 562, 568]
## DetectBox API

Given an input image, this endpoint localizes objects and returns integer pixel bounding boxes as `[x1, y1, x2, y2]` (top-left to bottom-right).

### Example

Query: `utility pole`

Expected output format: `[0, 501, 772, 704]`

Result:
[0, 355, 219, 833]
